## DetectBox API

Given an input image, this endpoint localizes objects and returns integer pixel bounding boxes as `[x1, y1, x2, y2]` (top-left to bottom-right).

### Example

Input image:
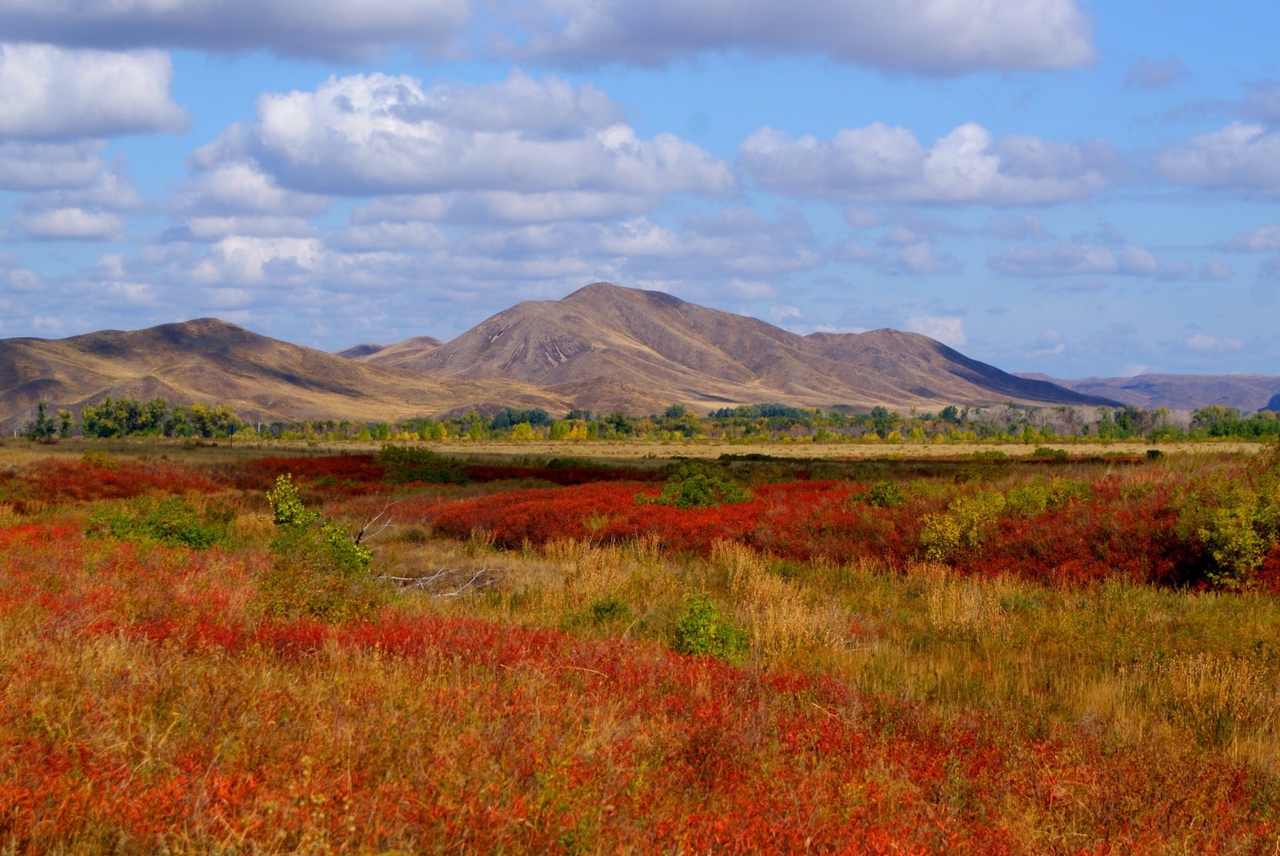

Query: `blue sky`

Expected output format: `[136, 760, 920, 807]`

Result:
[1, 0, 1277, 379]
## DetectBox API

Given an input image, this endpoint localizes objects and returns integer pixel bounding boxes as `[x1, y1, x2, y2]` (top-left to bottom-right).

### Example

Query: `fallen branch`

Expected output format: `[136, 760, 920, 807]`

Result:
[377, 565, 504, 597]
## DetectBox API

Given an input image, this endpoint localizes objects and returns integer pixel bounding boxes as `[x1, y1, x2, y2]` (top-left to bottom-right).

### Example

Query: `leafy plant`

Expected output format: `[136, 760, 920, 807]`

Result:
[376, 444, 469, 485]
[86, 496, 226, 549]
[671, 593, 748, 662]
[643, 462, 751, 509]
[254, 474, 384, 621]
[851, 481, 905, 508]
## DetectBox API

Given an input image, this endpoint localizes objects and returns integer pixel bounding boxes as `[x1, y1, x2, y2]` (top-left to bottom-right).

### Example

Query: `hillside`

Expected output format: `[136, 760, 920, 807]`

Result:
[1017, 372, 1280, 412]
[353, 282, 1117, 412]
[1, 284, 1125, 432]
[0, 319, 560, 433]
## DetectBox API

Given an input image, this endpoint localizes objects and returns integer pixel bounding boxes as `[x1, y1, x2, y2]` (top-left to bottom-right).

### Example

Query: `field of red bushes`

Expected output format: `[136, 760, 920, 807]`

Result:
[2, 445, 1279, 853]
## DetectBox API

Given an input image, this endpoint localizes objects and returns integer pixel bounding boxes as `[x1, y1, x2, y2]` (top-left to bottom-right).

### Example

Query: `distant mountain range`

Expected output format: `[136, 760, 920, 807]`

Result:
[1016, 372, 1280, 413]
[0, 280, 1193, 433]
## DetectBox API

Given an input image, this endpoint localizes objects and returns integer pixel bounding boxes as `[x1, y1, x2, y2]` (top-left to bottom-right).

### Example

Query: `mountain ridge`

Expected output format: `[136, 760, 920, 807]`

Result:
[351, 282, 1117, 412]
[1016, 372, 1280, 412]
[3, 282, 1123, 432]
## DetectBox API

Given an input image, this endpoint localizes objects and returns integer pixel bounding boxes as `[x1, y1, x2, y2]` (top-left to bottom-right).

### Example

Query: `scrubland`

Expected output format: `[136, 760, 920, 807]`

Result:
[2, 441, 1279, 854]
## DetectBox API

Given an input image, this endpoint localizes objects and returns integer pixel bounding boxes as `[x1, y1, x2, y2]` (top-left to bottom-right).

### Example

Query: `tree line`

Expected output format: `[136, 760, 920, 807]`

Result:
[23, 397, 1280, 444]
[23, 397, 242, 440]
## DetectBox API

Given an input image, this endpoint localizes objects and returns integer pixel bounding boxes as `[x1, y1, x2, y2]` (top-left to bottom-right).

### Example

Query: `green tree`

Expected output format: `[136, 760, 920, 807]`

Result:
[23, 401, 56, 440]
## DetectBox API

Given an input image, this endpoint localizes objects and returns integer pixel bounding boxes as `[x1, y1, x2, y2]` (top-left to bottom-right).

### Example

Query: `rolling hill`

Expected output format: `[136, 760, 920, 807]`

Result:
[0, 319, 560, 434]
[1017, 372, 1280, 413]
[2, 282, 1120, 432]
[350, 282, 1117, 413]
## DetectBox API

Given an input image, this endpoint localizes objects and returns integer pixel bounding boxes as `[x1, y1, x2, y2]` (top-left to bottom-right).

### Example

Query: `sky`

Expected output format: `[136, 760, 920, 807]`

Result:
[0, 0, 1277, 380]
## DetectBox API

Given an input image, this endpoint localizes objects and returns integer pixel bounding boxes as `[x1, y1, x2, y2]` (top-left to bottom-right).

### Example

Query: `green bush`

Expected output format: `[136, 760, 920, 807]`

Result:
[851, 480, 905, 508]
[919, 491, 1007, 562]
[671, 594, 748, 662]
[642, 463, 752, 509]
[1031, 446, 1069, 461]
[375, 445, 469, 485]
[87, 497, 225, 550]
[254, 474, 385, 621]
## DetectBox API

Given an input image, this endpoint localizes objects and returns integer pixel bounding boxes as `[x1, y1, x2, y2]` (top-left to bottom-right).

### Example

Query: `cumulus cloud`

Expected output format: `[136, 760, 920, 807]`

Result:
[499, 0, 1095, 76]
[0, 0, 470, 61]
[192, 71, 733, 214]
[740, 122, 1114, 205]
[0, 43, 186, 139]
[1226, 225, 1280, 252]
[0, 141, 110, 191]
[1124, 56, 1188, 90]
[905, 314, 966, 347]
[989, 241, 1161, 277]
[1154, 122, 1280, 196]
[176, 161, 332, 218]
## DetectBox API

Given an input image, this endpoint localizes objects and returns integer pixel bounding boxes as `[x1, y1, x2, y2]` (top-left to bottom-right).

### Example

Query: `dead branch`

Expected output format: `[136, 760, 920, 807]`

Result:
[354, 498, 399, 547]
[377, 565, 503, 598]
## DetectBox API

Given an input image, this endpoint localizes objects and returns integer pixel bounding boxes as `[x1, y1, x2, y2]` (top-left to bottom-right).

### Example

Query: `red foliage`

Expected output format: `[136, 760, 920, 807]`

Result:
[231, 454, 388, 491]
[12, 458, 222, 502]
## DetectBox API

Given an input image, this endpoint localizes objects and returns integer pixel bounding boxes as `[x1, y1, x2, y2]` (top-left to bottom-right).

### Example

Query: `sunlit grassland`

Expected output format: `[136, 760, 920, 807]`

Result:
[1, 441, 1278, 853]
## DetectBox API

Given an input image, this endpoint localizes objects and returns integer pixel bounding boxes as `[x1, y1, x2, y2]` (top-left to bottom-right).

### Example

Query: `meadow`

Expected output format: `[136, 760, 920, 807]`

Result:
[2, 438, 1279, 854]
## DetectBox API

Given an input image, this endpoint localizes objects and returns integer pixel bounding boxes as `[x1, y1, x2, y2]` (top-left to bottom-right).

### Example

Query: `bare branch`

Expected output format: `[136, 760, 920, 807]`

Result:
[377, 565, 503, 598]
[354, 498, 399, 547]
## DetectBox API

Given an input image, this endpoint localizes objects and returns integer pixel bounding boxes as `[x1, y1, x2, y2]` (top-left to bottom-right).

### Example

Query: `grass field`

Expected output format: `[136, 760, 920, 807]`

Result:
[2, 439, 1279, 853]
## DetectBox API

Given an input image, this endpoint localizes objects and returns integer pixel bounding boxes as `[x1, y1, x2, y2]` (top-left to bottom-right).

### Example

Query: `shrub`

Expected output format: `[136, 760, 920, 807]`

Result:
[852, 481, 905, 508]
[86, 496, 225, 549]
[671, 594, 748, 662]
[376, 445, 468, 485]
[643, 463, 751, 509]
[1032, 446, 1069, 461]
[254, 474, 385, 621]
[920, 491, 1007, 562]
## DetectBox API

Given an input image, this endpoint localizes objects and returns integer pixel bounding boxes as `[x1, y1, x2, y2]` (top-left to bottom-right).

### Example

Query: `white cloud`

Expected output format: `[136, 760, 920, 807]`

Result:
[1226, 225, 1280, 252]
[740, 122, 1112, 205]
[0, 0, 470, 61]
[192, 71, 733, 223]
[1154, 123, 1280, 196]
[352, 190, 653, 225]
[500, 0, 1094, 76]
[177, 161, 332, 217]
[0, 141, 108, 190]
[1185, 333, 1243, 352]
[0, 43, 186, 138]
[989, 241, 1161, 277]
[15, 207, 127, 240]
[1124, 57, 1187, 90]
[725, 278, 776, 301]
[1200, 261, 1233, 281]
[1032, 328, 1065, 356]
[905, 314, 966, 347]
[895, 242, 961, 276]
[181, 216, 320, 241]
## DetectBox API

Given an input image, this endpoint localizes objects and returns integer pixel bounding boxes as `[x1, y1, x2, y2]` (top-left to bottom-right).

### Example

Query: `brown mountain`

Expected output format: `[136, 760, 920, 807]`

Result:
[1, 283, 1120, 433]
[335, 335, 441, 361]
[1017, 372, 1280, 412]
[352, 282, 1116, 412]
[0, 318, 561, 433]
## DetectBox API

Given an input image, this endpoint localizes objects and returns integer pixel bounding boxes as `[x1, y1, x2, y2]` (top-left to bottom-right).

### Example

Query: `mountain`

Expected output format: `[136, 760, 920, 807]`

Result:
[0, 319, 560, 433]
[1017, 372, 1280, 412]
[1, 283, 1121, 433]
[335, 335, 441, 361]
[350, 282, 1117, 412]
